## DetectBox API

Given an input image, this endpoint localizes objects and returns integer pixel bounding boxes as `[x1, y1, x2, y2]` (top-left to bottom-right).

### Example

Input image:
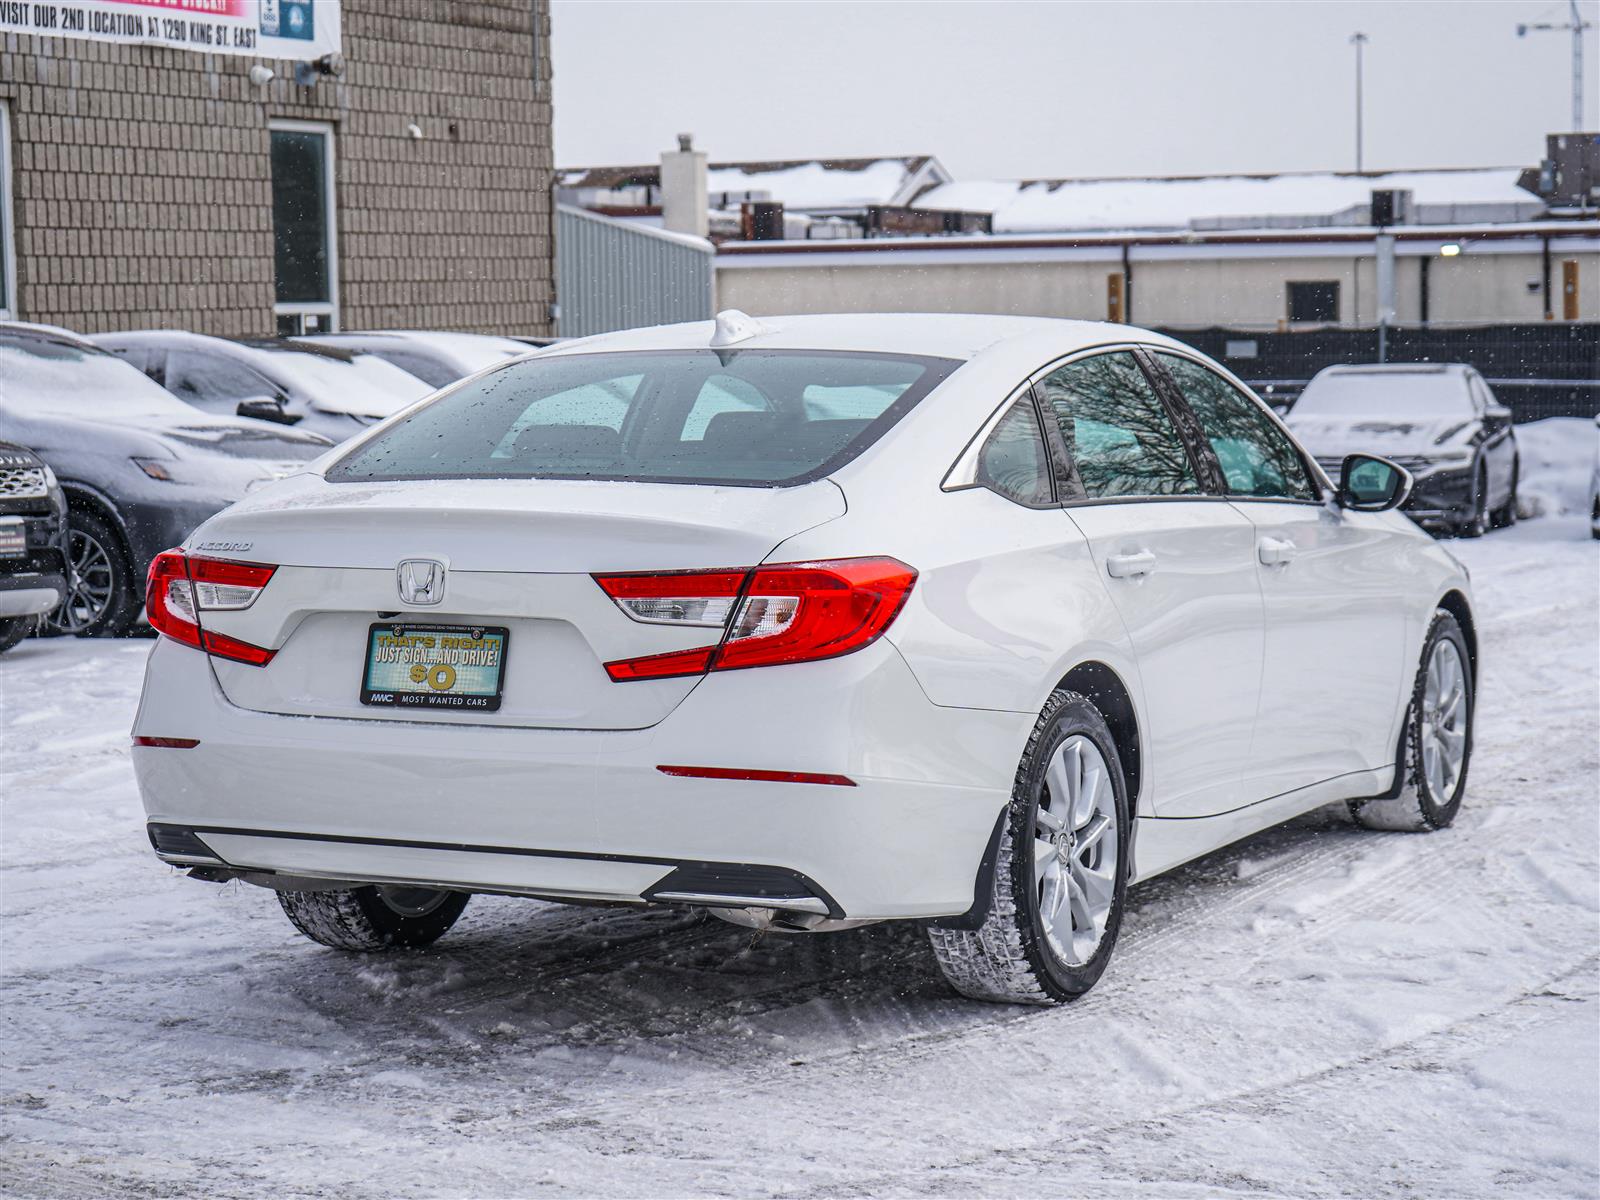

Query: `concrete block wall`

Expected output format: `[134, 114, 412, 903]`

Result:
[0, 0, 553, 337]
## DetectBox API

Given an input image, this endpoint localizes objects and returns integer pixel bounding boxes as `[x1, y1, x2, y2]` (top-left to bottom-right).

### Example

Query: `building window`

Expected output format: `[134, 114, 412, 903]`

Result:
[270, 120, 338, 334]
[0, 104, 14, 320]
[1287, 280, 1339, 324]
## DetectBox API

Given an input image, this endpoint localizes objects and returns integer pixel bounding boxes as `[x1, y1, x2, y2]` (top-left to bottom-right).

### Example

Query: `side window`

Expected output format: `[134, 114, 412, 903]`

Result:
[1467, 374, 1493, 415]
[107, 344, 149, 375]
[1035, 352, 1200, 499]
[165, 351, 277, 407]
[1157, 354, 1318, 501]
[975, 399, 1053, 506]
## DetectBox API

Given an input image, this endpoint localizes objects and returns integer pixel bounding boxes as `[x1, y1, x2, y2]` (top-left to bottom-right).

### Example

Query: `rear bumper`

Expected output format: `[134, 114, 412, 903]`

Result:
[132, 637, 1024, 921]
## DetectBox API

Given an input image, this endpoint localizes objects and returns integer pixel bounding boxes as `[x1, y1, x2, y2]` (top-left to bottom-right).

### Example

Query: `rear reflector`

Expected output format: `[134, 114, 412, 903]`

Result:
[656, 765, 856, 787]
[146, 550, 278, 667]
[133, 736, 200, 749]
[596, 557, 917, 682]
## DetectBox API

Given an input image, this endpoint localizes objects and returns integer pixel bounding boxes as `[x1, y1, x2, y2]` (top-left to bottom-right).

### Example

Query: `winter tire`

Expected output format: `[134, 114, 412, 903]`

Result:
[0, 615, 35, 655]
[1350, 609, 1473, 832]
[42, 509, 139, 638]
[1489, 461, 1518, 530]
[278, 885, 469, 951]
[1455, 465, 1489, 538]
[928, 689, 1130, 1005]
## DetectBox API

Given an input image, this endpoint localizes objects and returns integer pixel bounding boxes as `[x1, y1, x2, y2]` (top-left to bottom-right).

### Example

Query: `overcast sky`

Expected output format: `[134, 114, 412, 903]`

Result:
[550, 0, 1598, 179]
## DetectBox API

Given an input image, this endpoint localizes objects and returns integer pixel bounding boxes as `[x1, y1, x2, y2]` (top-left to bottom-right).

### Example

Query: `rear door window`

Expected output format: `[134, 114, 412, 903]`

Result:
[1034, 352, 1201, 499]
[329, 350, 956, 486]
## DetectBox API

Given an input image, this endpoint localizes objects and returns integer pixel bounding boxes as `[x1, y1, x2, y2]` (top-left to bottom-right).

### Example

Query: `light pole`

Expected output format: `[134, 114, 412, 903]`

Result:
[1350, 32, 1370, 172]
[1517, 0, 1593, 131]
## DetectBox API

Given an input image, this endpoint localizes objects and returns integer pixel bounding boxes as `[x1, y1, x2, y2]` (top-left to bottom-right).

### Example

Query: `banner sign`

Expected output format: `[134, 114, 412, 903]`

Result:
[0, 0, 342, 62]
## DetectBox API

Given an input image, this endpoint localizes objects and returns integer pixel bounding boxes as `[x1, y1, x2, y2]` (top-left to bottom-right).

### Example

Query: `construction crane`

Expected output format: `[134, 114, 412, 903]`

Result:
[1517, 0, 1595, 131]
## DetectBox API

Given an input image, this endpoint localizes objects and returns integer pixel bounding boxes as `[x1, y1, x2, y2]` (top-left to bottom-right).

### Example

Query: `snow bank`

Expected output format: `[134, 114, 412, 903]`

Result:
[1515, 416, 1598, 518]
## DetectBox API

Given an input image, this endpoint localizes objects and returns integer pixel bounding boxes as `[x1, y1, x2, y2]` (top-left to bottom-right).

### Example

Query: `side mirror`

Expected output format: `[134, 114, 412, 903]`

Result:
[236, 396, 301, 426]
[1483, 405, 1513, 432]
[1338, 453, 1413, 512]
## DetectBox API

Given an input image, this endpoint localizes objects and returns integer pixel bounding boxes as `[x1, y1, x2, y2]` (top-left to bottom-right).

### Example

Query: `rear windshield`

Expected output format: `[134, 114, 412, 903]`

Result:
[1293, 372, 1474, 418]
[326, 349, 957, 487]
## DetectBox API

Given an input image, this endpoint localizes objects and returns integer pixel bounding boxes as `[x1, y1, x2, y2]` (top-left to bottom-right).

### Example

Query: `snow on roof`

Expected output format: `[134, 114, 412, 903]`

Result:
[916, 168, 1542, 233]
[703, 160, 917, 209]
[559, 156, 947, 211]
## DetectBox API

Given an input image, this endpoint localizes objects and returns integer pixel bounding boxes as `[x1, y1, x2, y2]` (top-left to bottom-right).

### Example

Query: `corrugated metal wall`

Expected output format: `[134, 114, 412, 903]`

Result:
[556, 205, 715, 338]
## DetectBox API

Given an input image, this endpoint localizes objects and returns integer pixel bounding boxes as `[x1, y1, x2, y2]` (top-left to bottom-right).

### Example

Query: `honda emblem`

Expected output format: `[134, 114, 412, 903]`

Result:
[397, 559, 445, 606]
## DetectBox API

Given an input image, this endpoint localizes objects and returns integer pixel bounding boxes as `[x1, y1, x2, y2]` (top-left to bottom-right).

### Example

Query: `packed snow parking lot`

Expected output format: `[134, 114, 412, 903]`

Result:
[1, 423, 1596, 1198]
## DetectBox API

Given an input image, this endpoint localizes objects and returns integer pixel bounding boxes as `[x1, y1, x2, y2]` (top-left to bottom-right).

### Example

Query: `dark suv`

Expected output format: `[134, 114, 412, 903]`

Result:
[0, 440, 68, 653]
[0, 324, 329, 637]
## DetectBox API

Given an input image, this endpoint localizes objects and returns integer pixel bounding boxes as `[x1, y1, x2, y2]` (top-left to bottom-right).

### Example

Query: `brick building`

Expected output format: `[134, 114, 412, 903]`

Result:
[0, 0, 554, 337]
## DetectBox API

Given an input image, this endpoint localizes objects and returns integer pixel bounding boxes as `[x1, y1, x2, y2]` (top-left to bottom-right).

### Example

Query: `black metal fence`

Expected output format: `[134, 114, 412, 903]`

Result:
[1153, 323, 1600, 422]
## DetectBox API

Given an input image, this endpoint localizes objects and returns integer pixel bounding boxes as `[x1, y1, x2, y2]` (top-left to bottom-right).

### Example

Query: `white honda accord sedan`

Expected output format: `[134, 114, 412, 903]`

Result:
[131, 312, 1476, 1004]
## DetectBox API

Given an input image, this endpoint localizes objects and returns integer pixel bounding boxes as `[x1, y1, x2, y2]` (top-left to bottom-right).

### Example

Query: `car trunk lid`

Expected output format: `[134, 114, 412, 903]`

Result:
[186, 475, 845, 730]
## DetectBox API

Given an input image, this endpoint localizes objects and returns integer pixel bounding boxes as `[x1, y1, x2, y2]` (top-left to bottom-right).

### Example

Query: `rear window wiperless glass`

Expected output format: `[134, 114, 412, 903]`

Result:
[326, 350, 958, 487]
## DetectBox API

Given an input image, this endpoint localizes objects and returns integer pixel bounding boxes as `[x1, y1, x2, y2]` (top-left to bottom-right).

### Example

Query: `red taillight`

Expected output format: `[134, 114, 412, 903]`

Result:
[595, 556, 917, 682]
[145, 550, 278, 667]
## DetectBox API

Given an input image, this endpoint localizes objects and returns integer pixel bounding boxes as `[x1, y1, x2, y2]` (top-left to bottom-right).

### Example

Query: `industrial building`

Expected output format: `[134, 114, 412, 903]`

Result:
[564, 133, 1598, 333]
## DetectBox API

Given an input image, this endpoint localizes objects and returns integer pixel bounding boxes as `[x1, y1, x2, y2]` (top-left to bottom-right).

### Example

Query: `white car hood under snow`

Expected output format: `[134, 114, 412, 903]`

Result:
[1286, 415, 1472, 460]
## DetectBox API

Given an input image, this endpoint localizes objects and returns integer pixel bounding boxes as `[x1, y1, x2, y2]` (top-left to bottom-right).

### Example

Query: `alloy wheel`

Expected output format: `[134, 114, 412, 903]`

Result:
[1420, 639, 1468, 800]
[1033, 734, 1120, 967]
[45, 526, 117, 635]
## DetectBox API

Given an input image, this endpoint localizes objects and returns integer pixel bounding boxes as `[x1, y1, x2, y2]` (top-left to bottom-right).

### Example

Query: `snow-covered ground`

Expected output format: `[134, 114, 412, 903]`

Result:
[2, 432, 1597, 1198]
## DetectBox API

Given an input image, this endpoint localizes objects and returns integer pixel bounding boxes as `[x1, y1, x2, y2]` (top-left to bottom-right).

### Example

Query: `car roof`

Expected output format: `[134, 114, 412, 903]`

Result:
[1, 320, 105, 352]
[302, 331, 529, 351]
[91, 329, 230, 350]
[1314, 363, 1473, 377]
[90, 329, 373, 365]
[536, 312, 1189, 363]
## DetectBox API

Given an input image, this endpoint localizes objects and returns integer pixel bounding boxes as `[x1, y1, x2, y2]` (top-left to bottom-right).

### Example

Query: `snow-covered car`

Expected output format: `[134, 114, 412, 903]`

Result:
[132, 312, 1477, 1005]
[1286, 363, 1518, 538]
[91, 331, 434, 444]
[0, 324, 331, 637]
[0, 439, 68, 653]
[291, 331, 532, 390]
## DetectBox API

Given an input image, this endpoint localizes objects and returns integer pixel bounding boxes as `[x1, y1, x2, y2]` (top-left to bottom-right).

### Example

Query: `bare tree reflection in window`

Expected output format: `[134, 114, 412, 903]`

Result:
[1036, 353, 1199, 499]
[1158, 354, 1317, 501]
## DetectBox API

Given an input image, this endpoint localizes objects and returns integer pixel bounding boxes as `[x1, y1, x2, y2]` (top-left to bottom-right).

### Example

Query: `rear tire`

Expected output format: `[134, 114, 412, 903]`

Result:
[1489, 461, 1518, 529]
[1350, 610, 1473, 832]
[1455, 465, 1489, 538]
[278, 885, 469, 951]
[928, 690, 1130, 1005]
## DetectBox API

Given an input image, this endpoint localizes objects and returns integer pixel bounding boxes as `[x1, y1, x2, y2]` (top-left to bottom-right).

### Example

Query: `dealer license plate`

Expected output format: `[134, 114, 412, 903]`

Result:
[360, 623, 509, 712]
